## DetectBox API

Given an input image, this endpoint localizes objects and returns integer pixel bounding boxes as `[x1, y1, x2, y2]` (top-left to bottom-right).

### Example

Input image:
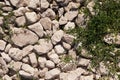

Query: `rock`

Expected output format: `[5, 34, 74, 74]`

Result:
[2, 6, 13, 12]
[11, 28, 38, 47]
[87, 1, 95, 15]
[28, 22, 44, 38]
[46, 60, 55, 69]
[5, 44, 12, 53]
[8, 60, 22, 71]
[22, 63, 35, 74]
[56, 0, 64, 3]
[64, 11, 78, 21]
[40, 17, 52, 30]
[8, 48, 23, 61]
[22, 45, 33, 57]
[52, 20, 59, 32]
[99, 62, 109, 75]
[2, 75, 12, 80]
[58, 8, 64, 17]
[104, 33, 120, 45]
[62, 42, 71, 50]
[22, 56, 29, 64]
[0, 69, 4, 77]
[28, 0, 40, 9]
[78, 58, 90, 67]
[65, 2, 80, 12]
[28, 53, 38, 67]
[41, 8, 56, 20]
[54, 45, 65, 55]
[1, 52, 11, 63]
[57, 62, 77, 72]
[51, 30, 64, 45]
[0, 57, 8, 74]
[75, 13, 85, 27]
[38, 57, 47, 68]
[39, 68, 48, 78]
[25, 12, 39, 24]
[64, 22, 75, 30]
[47, 50, 60, 64]
[80, 75, 94, 80]
[68, 49, 77, 60]
[41, 0, 49, 9]
[9, 0, 20, 7]
[45, 68, 61, 80]
[0, 17, 3, 26]
[0, 40, 6, 51]
[62, 34, 74, 45]
[59, 68, 86, 80]
[15, 16, 26, 26]
[34, 39, 53, 55]
[59, 16, 67, 25]
[19, 70, 33, 79]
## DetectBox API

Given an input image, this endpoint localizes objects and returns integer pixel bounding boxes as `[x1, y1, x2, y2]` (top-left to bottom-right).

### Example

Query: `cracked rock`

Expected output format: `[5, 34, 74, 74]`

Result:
[0, 40, 6, 51]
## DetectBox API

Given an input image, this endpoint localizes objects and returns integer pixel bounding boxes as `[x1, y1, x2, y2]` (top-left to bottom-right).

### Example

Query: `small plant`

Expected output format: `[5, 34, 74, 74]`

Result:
[61, 55, 73, 63]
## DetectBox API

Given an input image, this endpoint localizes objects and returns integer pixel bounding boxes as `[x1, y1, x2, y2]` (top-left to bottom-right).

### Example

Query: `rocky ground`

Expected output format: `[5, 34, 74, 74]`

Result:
[0, 0, 119, 80]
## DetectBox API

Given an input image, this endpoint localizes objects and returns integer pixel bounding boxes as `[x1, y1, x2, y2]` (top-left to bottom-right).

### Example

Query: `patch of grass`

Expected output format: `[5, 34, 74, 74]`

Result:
[61, 55, 73, 63]
[68, 0, 120, 77]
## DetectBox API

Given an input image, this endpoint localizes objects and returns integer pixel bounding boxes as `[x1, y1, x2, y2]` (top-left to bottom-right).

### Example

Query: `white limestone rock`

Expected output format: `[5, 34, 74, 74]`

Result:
[22, 45, 33, 57]
[45, 68, 61, 80]
[5, 44, 12, 53]
[38, 57, 47, 68]
[19, 70, 33, 79]
[11, 28, 38, 47]
[0, 40, 6, 51]
[51, 30, 64, 45]
[15, 16, 26, 26]
[64, 22, 75, 30]
[25, 12, 39, 24]
[28, 22, 44, 38]
[41, 0, 49, 9]
[46, 60, 55, 69]
[59, 16, 67, 25]
[8, 48, 23, 61]
[52, 20, 59, 32]
[80, 75, 94, 80]
[9, 0, 20, 7]
[22, 56, 29, 64]
[28, 0, 40, 9]
[40, 17, 52, 30]
[28, 53, 38, 67]
[34, 39, 53, 55]
[62, 34, 74, 45]
[54, 45, 65, 55]
[2, 75, 12, 80]
[39, 68, 48, 78]
[1, 52, 11, 63]
[62, 42, 71, 50]
[78, 58, 90, 67]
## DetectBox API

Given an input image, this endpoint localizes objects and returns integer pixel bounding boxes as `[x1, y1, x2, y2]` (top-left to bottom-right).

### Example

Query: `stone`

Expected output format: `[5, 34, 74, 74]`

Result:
[34, 39, 53, 55]
[28, 0, 40, 9]
[59, 68, 86, 80]
[8, 60, 22, 71]
[15, 16, 26, 26]
[57, 62, 77, 72]
[22, 56, 29, 64]
[38, 57, 47, 68]
[45, 68, 61, 80]
[51, 30, 64, 45]
[62, 42, 71, 50]
[58, 8, 64, 17]
[64, 11, 78, 21]
[28, 53, 38, 67]
[39, 68, 48, 78]
[52, 20, 59, 32]
[54, 45, 65, 55]
[11, 28, 38, 47]
[75, 13, 85, 27]
[1, 52, 11, 63]
[28, 22, 44, 38]
[9, 0, 20, 7]
[19, 70, 33, 79]
[22, 45, 33, 57]
[68, 49, 77, 60]
[99, 62, 109, 75]
[64, 22, 75, 30]
[25, 12, 39, 24]
[46, 60, 55, 69]
[5, 44, 12, 53]
[0, 17, 3, 26]
[0, 40, 6, 51]
[2, 6, 13, 12]
[0, 57, 8, 74]
[87, 1, 95, 15]
[8, 48, 23, 61]
[59, 16, 67, 25]
[41, 0, 49, 9]
[65, 2, 80, 12]
[80, 75, 94, 80]
[41, 8, 56, 20]
[22, 63, 35, 74]
[78, 58, 90, 67]
[2, 75, 12, 80]
[62, 34, 74, 45]
[40, 17, 52, 30]
[47, 50, 60, 64]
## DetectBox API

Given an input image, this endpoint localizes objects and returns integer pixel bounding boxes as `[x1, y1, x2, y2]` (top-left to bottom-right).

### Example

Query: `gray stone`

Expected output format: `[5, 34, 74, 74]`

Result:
[28, 22, 44, 38]
[65, 11, 78, 21]
[41, 0, 49, 9]
[19, 70, 33, 79]
[22, 57, 29, 64]
[5, 44, 12, 53]
[99, 62, 109, 75]
[0, 40, 6, 51]
[54, 45, 65, 55]
[15, 16, 26, 27]
[80, 75, 94, 80]
[62, 34, 74, 45]
[78, 58, 90, 67]
[45, 68, 61, 80]
[58, 8, 64, 17]
[59, 16, 67, 25]
[28, 0, 40, 9]
[40, 17, 52, 30]
[25, 12, 39, 24]
[9, 0, 20, 7]
[39, 68, 48, 78]
[2, 75, 12, 80]
[0, 17, 3, 26]
[52, 20, 59, 33]
[29, 53, 38, 67]
[1, 52, 11, 63]
[38, 57, 47, 68]
[34, 39, 53, 55]
[11, 28, 38, 47]
[46, 60, 55, 69]
[22, 45, 33, 57]
[87, 1, 95, 15]
[62, 42, 71, 50]
[64, 22, 75, 30]
[9, 48, 23, 61]
[51, 30, 64, 45]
